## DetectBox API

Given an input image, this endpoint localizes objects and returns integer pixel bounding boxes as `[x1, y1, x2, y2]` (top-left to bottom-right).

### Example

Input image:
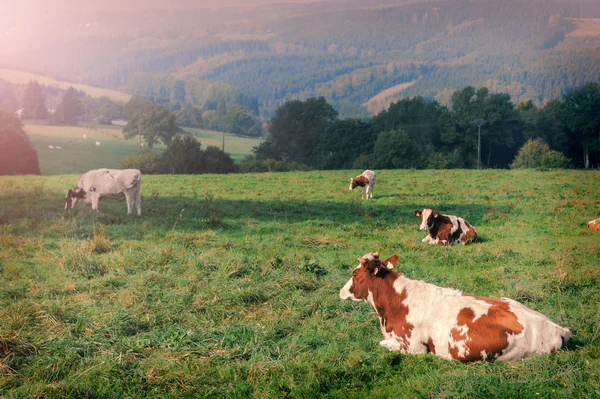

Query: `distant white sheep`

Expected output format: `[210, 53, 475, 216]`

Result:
[95, 141, 101, 147]
[48, 145, 54, 149]
[83, 134, 87, 139]
[56, 146, 62, 150]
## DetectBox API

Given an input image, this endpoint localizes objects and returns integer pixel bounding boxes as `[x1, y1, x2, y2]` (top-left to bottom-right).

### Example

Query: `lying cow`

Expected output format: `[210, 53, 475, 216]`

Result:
[65, 168, 142, 215]
[587, 218, 600, 231]
[415, 208, 477, 245]
[340, 252, 571, 362]
[349, 170, 376, 199]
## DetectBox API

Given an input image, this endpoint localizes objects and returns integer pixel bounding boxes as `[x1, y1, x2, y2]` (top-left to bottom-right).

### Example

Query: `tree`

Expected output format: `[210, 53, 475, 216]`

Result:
[268, 97, 338, 165]
[160, 136, 204, 174]
[313, 119, 375, 169]
[371, 130, 420, 169]
[0, 110, 40, 175]
[123, 103, 178, 149]
[511, 138, 568, 169]
[57, 87, 84, 124]
[21, 80, 49, 121]
[0, 80, 19, 111]
[557, 82, 600, 168]
[202, 146, 237, 174]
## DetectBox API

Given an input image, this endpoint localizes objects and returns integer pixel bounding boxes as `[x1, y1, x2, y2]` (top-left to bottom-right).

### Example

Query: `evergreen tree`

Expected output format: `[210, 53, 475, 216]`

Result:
[0, 110, 40, 175]
[57, 87, 85, 124]
[21, 80, 49, 121]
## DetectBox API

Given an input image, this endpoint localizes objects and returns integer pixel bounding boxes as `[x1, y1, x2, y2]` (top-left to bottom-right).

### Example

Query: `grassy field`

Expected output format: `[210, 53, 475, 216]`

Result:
[184, 127, 263, 161]
[24, 124, 261, 175]
[0, 169, 599, 398]
[0, 68, 131, 103]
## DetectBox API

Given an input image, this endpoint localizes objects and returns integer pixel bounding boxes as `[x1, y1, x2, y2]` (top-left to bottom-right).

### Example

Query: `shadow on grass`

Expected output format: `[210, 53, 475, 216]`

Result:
[0, 193, 519, 233]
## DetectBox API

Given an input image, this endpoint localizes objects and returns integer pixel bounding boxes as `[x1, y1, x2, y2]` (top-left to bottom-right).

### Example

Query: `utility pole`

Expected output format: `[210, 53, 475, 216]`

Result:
[138, 119, 142, 152]
[222, 131, 225, 152]
[473, 119, 486, 170]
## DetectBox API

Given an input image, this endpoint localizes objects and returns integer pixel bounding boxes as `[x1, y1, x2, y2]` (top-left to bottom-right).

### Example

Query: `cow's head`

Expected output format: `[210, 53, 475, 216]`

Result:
[415, 208, 439, 231]
[340, 253, 399, 302]
[65, 188, 86, 210]
[349, 176, 367, 190]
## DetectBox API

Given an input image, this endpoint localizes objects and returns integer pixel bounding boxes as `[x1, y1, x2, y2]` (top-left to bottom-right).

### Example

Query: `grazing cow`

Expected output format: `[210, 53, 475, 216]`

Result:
[415, 208, 477, 245]
[587, 218, 600, 231]
[340, 253, 571, 362]
[65, 169, 142, 215]
[349, 170, 376, 199]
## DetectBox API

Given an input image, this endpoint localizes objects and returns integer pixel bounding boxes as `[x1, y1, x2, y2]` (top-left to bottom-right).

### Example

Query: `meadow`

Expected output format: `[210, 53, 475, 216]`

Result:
[24, 124, 262, 175]
[0, 169, 599, 398]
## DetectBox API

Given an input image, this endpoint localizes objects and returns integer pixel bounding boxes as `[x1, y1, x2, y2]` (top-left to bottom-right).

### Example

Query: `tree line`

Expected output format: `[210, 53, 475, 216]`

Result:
[246, 83, 600, 171]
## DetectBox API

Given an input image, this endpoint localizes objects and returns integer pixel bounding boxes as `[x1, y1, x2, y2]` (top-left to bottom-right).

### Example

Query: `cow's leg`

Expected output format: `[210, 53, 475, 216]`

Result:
[91, 194, 100, 212]
[124, 192, 133, 215]
[380, 339, 405, 352]
[135, 188, 141, 216]
[422, 235, 434, 244]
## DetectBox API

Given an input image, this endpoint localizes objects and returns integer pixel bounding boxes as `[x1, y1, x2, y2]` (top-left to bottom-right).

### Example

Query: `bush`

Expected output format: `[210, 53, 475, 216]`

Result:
[120, 151, 162, 174]
[239, 155, 309, 173]
[511, 138, 569, 169]
[202, 146, 237, 174]
[541, 150, 570, 169]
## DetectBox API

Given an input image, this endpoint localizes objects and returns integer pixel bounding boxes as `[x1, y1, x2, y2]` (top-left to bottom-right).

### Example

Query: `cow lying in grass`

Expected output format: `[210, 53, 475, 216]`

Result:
[65, 168, 142, 215]
[340, 253, 571, 362]
[587, 218, 600, 231]
[349, 170, 376, 199]
[415, 208, 477, 245]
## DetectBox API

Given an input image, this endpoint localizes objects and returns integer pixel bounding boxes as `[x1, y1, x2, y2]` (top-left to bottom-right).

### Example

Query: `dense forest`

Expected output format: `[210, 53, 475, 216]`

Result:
[1, 0, 599, 118]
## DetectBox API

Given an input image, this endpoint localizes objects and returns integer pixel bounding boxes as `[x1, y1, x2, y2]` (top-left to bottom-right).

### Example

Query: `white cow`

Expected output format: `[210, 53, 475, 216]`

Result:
[65, 169, 142, 215]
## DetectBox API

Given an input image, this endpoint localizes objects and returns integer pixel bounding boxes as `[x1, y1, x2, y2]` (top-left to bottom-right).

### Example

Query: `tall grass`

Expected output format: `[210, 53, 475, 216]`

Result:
[0, 169, 599, 398]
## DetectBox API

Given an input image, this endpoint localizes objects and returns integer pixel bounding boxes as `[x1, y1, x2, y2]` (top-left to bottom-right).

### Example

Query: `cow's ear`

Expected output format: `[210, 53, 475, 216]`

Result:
[433, 212, 440, 218]
[383, 254, 399, 270]
[415, 210, 422, 217]
[357, 256, 368, 267]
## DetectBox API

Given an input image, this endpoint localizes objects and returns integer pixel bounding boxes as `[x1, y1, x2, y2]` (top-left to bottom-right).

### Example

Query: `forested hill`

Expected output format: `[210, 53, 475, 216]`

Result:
[2, 0, 600, 117]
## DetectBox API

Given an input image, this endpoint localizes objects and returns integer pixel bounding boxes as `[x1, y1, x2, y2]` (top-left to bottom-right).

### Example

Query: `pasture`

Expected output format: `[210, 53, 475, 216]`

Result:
[0, 169, 599, 398]
[24, 124, 261, 175]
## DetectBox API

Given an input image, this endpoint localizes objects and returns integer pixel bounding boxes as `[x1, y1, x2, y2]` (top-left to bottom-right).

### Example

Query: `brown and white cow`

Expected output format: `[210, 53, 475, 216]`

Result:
[65, 168, 142, 215]
[349, 170, 376, 199]
[415, 208, 477, 245]
[340, 253, 571, 362]
[587, 218, 600, 231]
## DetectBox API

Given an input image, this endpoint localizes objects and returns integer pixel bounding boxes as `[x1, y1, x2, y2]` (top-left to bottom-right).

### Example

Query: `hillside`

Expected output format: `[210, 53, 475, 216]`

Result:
[1, 0, 600, 117]
[0, 69, 131, 103]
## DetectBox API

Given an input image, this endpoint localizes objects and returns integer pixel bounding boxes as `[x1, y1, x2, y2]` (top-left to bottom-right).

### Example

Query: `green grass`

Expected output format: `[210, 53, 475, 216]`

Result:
[183, 127, 263, 161]
[24, 123, 167, 175]
[0, 68, 131, 103]
[24, 124, 262, 175]
[0, 169, 599, 398]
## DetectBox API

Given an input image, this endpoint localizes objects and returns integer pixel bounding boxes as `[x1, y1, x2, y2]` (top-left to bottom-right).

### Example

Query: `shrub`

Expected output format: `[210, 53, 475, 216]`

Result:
[120, 151, 162, 174]
[541, 150, 570, 169]
[511, 138, 569, 169]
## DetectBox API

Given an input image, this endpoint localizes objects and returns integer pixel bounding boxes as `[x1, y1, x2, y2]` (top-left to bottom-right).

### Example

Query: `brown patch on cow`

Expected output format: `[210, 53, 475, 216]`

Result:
[351, 257, 414, 347]
[351, 175, 369, 189]
[448, 295, 524, 362]
[427, 337, 436, 354]
[588, 218, 600, 231]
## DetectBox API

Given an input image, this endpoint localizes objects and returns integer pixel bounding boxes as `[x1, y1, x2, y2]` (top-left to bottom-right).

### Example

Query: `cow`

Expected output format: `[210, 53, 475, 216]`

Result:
[415, 208, 477, 245]
[339, 252, 571, 362]
[65, 169, 142, 215]
[587, 218, 600, 231]
[349, 170, 376, 199]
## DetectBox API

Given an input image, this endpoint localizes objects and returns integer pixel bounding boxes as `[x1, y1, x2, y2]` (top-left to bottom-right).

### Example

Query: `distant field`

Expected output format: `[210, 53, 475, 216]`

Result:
[24, 124, 166, 175]
[0, 68, 131, 103]
[0, 169, 598, 398]
[183, 127, 263, 161]
[565, 18, 600, 37]
[24, 124, 261, 175]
